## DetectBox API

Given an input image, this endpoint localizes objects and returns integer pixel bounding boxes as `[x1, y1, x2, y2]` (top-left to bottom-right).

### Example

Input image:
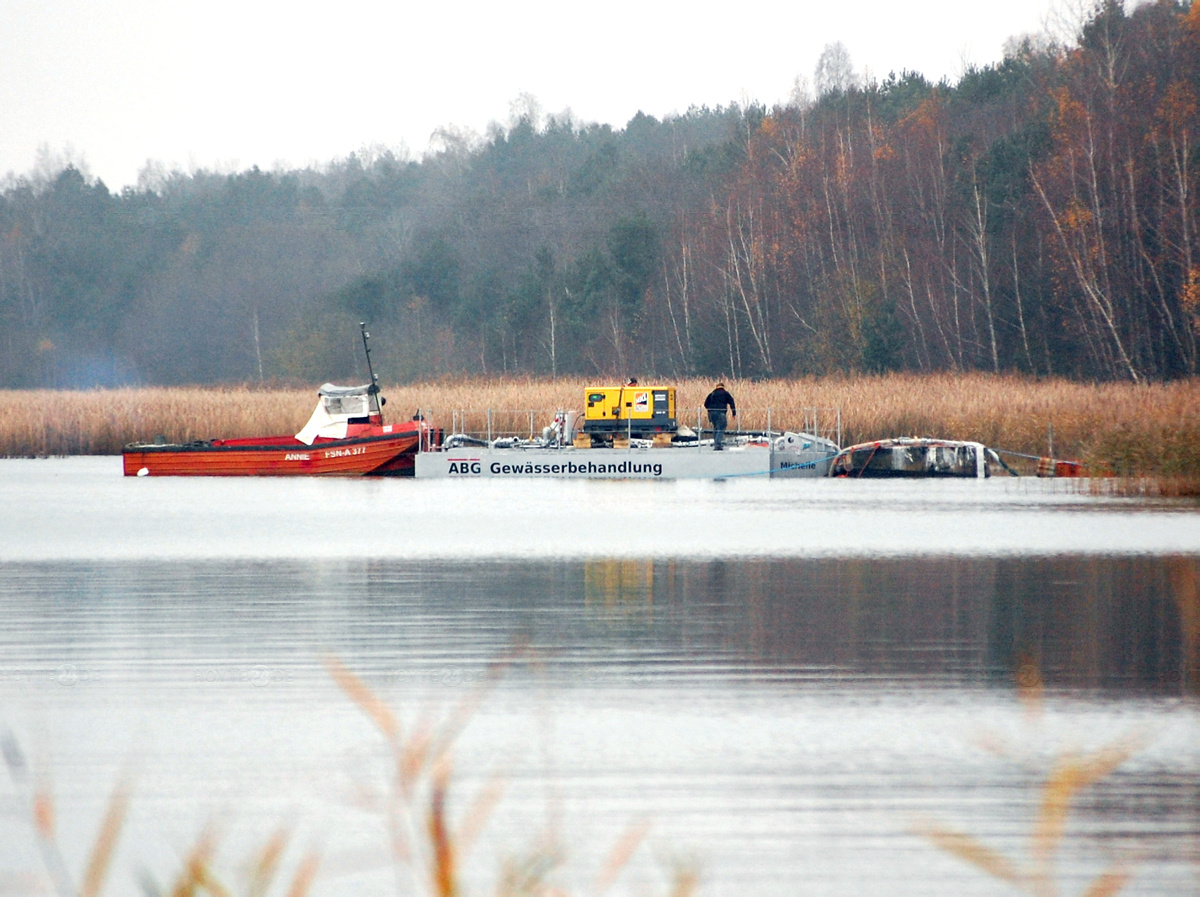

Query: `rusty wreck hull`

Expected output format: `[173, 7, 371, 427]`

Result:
[831, 439, 991, 478]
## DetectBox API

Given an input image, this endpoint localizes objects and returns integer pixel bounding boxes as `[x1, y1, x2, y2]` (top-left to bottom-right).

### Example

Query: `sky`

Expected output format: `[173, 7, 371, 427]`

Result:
[0, 0, 1071, 190]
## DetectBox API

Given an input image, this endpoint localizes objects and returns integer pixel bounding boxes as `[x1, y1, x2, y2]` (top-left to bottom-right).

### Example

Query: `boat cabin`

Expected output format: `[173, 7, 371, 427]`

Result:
[295, 383, 384, 444]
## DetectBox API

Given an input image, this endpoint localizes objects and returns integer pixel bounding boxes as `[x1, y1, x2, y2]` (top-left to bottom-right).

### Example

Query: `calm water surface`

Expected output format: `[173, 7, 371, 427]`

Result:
[1, 458, 1198, 895]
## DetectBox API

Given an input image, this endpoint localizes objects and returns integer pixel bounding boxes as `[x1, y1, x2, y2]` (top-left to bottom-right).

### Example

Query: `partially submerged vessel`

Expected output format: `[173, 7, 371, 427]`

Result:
[829, 437, 1002, 478]
[413, 384, 841, 479]
[123, 325, 434, 477]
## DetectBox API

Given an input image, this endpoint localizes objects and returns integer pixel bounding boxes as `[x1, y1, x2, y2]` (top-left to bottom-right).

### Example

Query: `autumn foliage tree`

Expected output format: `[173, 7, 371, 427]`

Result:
[639, 0, 1198, 381]
[0, 1, 1195, 387]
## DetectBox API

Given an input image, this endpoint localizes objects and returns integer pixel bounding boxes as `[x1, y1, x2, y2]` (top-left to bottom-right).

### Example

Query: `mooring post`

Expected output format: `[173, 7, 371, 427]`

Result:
[768, 407, 774, 473]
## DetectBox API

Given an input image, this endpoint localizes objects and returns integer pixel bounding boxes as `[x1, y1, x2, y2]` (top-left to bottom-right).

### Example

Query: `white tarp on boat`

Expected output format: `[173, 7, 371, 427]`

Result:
[295, 383, 375, 445]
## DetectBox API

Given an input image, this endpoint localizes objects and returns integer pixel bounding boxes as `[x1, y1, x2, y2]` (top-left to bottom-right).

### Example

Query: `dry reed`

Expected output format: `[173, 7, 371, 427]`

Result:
[0, 645, 1170, 895]
[919, 661, 1144, 897]
[0, 723, 321, 897]
[920, 741, 1141, 896]
[322, 652, 698, 897]
[3, 374, 1199, 478]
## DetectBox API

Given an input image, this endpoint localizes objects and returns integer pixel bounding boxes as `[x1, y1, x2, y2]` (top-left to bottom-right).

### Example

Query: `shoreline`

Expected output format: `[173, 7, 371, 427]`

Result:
[3, 373, 1199, 481]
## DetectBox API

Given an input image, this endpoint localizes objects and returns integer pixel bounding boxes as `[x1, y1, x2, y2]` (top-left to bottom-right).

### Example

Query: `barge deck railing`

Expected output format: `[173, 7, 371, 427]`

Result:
[414, 406, 842, 453]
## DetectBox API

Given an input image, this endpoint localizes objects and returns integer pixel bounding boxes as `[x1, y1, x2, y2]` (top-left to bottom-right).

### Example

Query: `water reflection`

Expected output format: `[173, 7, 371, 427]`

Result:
[0, 556, 1196, 692]
[0, 556, 1197, 895]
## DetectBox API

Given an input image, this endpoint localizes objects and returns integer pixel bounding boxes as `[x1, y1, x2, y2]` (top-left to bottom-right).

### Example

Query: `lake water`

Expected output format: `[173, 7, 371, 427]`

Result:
[1, 458, 1198, 895]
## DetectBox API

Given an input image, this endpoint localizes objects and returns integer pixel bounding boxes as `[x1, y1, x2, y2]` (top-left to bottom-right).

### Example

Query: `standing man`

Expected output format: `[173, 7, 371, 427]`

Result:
[704, 381, 736, 450]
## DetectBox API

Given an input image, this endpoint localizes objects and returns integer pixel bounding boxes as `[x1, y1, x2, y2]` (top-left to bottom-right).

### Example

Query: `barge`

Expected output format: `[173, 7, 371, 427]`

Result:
[415, 433, 838, 479]
[414, 385, 840, 479]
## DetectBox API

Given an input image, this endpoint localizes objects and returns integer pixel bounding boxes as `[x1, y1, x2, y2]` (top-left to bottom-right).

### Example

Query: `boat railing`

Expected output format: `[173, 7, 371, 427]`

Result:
[683, 405, 841, 447]
[415, 409, 566, 447]
[413, 405, 842, 451]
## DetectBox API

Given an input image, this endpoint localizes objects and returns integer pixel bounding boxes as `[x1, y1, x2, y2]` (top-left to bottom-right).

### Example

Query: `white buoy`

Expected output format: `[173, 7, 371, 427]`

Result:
[137, 467, 149, 477]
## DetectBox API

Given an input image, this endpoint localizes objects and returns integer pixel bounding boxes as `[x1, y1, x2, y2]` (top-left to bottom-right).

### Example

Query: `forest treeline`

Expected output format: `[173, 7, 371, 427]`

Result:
[2, 0, 1198, 388]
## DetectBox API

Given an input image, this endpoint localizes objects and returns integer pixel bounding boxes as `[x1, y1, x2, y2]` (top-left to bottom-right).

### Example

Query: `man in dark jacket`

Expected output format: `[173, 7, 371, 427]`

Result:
[704, 382, 736, 450]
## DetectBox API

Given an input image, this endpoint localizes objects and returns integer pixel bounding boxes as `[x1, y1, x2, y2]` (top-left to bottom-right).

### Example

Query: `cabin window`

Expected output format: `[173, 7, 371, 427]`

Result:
[324, 394, 370, 416]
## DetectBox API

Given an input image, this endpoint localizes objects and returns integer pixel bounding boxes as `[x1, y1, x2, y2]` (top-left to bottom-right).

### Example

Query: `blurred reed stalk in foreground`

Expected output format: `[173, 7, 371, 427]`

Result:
[2, 374, 1199, 481]
[918, 741, 1140, 896]
[0, 727, 320, 897]
[917, 659, 1146, 897]
[323, 653, 694, 897]
[0, 649, 677, 897]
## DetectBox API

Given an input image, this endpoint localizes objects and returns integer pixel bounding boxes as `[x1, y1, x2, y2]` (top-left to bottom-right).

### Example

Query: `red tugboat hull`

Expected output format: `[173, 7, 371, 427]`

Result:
[123, 425, 425, 477]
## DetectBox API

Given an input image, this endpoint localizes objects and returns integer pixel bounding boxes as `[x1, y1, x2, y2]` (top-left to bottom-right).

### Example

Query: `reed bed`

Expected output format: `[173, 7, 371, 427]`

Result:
[3, 374, 1199, 479]
[0, 385, 316, 457]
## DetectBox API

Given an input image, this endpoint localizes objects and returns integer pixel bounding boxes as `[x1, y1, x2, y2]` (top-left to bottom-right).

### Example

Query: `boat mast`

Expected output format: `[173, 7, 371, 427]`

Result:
[360, 322, 382, 421]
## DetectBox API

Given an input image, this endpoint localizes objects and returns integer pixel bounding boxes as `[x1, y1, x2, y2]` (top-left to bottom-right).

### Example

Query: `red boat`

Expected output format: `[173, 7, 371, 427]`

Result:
[123, 382, 436, 477]
[123, 323, 439, 477]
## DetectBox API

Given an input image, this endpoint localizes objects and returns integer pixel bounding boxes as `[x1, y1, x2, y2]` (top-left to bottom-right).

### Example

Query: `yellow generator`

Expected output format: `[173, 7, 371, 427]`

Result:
[582, 386, 677, 440]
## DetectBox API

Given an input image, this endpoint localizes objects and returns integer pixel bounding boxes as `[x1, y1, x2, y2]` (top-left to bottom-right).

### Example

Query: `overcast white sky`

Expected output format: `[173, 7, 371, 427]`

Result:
[1, 0, 1069, 189]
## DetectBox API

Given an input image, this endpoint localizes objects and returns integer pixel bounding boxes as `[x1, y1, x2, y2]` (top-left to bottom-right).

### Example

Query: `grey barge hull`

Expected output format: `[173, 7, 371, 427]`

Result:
[415, 438, 835, 480]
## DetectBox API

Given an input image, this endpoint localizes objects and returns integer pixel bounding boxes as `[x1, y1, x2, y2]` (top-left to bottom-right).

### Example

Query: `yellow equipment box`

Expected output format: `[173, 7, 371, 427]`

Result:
[582, 386, 676, 438]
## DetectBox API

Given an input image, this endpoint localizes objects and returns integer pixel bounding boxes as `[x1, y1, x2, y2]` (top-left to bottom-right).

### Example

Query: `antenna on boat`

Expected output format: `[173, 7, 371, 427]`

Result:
[360, 322, 383, 420]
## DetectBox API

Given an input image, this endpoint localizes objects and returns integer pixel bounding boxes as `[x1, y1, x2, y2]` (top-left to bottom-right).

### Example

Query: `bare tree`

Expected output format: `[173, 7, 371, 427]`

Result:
[815, 42, 857, 97]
